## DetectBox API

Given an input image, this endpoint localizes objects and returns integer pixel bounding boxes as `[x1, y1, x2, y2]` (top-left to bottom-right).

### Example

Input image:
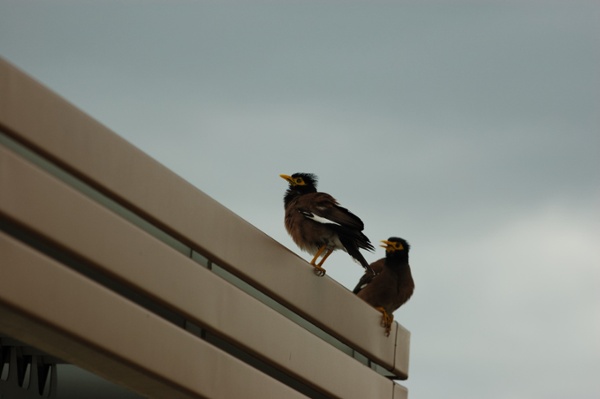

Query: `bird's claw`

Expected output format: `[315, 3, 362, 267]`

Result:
[384, 326, 391, 337]
[375, 307, 393, 336]
[381, 318, 393, 337]
[312, 265, 326, 277]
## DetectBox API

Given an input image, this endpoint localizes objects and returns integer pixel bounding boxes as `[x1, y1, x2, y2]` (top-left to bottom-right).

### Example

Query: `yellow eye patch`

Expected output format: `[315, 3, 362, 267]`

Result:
[380, 240, 404, 252]
[280, 174, 307, 186]
[391, 242, 404, 251]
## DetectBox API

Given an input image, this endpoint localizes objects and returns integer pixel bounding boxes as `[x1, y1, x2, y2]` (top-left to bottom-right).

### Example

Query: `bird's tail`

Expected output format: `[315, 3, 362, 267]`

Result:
[340, 236, 375, 275]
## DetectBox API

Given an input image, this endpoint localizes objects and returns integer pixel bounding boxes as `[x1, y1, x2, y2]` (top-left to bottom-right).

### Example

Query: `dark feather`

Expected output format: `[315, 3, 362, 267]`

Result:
[281, 172, 373, 271]
[354, 237, 414, 314]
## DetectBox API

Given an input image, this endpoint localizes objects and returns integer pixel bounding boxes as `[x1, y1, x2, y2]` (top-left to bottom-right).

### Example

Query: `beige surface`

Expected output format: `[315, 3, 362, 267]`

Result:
[394, 382, 409, 399]
[0, 56, 411, 396]
[0, 145, 401, 398]
[0, 231, 307, 399]
[0, 56, 410, 378]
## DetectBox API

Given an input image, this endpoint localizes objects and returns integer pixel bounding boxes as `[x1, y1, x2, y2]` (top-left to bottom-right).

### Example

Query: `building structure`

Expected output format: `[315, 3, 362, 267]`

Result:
[0, 57, 410, 399]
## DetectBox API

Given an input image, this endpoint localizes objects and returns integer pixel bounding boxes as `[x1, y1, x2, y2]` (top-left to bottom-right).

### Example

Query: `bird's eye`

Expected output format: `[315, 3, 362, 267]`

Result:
[295, 178, 304, 185]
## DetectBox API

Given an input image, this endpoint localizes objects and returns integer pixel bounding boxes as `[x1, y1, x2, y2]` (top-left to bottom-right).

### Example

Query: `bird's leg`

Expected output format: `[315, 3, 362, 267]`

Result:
[309, 245, 326, 265]
[309, 245, 328, 276]
[316, 248, 333, 267]
[375, 307, 393, 337]
[313, 248, 333, 276]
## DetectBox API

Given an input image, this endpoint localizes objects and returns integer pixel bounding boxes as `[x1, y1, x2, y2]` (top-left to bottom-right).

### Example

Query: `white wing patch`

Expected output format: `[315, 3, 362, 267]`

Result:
[300, 211, 341, 226]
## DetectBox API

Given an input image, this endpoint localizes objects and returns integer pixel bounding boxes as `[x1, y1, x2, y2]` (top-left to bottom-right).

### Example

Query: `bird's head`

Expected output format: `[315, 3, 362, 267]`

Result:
[380, 237, 410, 256]
[280, 173, 318, 192]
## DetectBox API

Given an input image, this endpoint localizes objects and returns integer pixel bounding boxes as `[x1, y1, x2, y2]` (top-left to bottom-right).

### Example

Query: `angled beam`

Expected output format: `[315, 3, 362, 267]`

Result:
[0, 57, 410, 378]
[0, 231, 307, 399]
[0, 145, 403, 397]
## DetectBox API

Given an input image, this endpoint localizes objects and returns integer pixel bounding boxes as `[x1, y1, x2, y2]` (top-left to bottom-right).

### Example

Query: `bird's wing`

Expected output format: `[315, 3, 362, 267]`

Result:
[298, 192, 365, 231]
[352, 258, 385, 294]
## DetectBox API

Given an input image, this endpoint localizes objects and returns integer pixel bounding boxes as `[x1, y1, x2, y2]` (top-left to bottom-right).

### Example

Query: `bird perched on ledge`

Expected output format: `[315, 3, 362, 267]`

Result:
[280, 172, 374, 276]
[353, 237, 414, 336]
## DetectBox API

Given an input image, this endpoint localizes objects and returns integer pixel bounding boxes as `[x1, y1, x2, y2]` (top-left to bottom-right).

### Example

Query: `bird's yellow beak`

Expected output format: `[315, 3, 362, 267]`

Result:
[280, 174, 294, 184]
[380, 240, 392, 249]
[380, 240, 403, 252]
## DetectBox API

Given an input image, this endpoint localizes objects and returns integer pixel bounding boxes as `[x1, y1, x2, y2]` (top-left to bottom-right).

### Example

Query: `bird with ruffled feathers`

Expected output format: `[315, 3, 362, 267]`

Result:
[280, 172, 374, 276]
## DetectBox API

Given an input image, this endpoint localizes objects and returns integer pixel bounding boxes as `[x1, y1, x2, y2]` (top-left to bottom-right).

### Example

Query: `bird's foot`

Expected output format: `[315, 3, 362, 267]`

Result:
[375, 307, 393, 336]
[312, 264, 326, 277]
[309, 246, 330, 276]
[384, 325, 391, 337]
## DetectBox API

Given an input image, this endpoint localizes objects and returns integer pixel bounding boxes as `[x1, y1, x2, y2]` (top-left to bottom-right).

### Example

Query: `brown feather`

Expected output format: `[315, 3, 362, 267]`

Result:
[354, 238, 414, 316]
[281, 173, 373, 270]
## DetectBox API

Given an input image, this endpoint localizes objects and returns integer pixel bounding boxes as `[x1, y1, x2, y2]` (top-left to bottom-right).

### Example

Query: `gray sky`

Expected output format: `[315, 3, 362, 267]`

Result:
[2, 2, 599, 398]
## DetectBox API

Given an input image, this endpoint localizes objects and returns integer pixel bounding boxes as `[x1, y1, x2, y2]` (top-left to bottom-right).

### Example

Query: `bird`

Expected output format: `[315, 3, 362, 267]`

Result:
[280, 172, 374, 276]
[353, 237, 414, 336]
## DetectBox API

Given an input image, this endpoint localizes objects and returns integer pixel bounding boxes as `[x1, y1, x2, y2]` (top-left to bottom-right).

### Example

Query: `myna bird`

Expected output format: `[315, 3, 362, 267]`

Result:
[280, 172, 374, 276]
[353, 237, 414, 336]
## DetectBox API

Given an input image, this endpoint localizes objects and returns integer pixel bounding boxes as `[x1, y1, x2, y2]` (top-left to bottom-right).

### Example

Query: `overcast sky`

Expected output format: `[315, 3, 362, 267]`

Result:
[1, 2, 599, 398]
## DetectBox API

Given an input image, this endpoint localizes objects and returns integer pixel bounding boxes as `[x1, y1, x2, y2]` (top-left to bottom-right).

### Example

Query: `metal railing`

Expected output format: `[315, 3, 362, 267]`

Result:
[0, 57, 410, 399]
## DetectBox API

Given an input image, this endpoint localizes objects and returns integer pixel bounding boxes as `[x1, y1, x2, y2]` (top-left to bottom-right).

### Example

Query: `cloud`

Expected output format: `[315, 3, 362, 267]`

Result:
[408, 195, 600, 398]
